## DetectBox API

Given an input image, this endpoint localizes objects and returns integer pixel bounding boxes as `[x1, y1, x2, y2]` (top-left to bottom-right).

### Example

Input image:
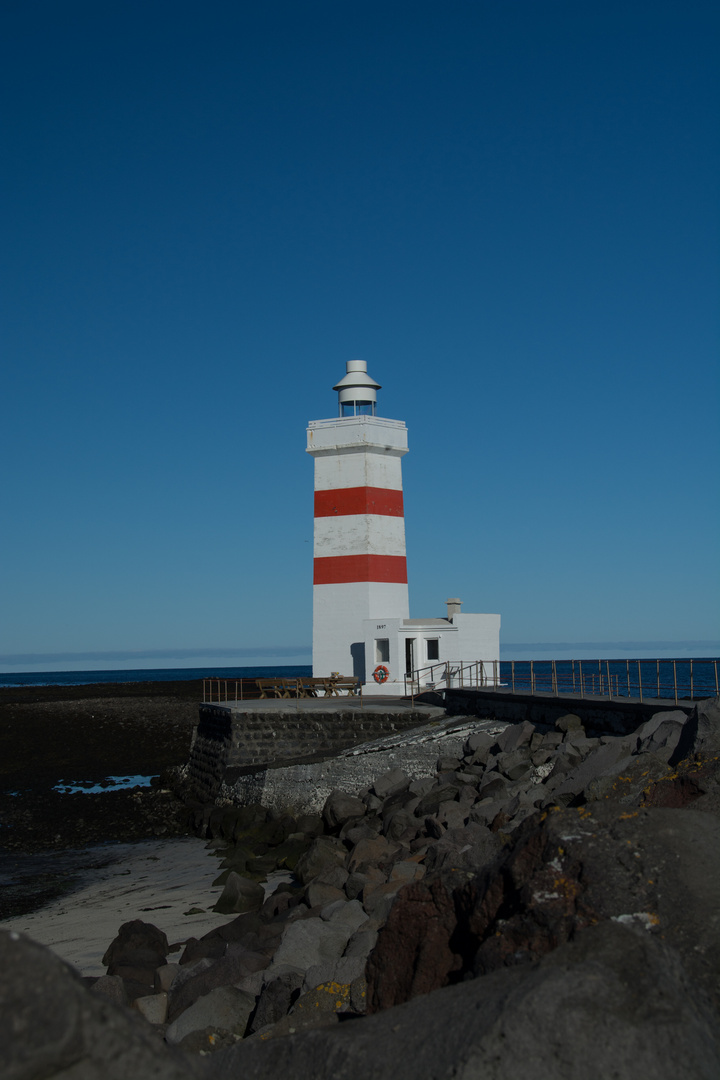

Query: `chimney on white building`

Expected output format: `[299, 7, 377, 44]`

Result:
[446, 598, 462, 621]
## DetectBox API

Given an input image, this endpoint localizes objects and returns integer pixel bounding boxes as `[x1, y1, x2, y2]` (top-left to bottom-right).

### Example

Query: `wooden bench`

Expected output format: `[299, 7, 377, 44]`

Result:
[322, 676, 361, 696]
[256, 675, 362, 699]
[256, 678, 293, 698]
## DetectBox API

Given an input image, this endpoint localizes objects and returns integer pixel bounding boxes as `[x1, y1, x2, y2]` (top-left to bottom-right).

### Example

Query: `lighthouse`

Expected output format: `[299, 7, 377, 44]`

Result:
[307, 360, 409, 683]
[307, 360, 501, 694]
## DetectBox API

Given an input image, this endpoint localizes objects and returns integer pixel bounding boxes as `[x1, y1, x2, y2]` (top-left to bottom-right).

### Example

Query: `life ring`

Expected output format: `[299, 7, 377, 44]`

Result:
[373, 665, 389, 684]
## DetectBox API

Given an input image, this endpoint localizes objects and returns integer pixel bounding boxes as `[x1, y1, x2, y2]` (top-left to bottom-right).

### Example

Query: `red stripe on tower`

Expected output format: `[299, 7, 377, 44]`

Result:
[313, 553, 408, 585]
[314, 486, 404, 518]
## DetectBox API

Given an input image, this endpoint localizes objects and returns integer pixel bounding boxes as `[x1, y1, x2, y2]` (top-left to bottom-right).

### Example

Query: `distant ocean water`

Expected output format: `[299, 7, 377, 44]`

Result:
[1, 660, 717, 699]
[0, 665, 313, 689]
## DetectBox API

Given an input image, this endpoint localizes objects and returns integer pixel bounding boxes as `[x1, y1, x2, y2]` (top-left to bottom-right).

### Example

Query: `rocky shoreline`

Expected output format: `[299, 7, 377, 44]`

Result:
[2, 690, 719, 1077]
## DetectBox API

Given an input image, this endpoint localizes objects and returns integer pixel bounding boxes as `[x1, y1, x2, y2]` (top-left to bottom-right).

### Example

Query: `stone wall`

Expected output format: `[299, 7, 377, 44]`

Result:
[183, 703, 443, 803]
[217, 714, 503, 814]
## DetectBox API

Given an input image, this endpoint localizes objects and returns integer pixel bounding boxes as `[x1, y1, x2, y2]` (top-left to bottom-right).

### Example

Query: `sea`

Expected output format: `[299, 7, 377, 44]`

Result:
[1, 659, 717, 700]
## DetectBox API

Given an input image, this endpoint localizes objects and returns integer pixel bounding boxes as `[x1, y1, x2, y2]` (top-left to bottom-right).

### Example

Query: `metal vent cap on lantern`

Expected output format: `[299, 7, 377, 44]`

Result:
[333, 360, 381, 417]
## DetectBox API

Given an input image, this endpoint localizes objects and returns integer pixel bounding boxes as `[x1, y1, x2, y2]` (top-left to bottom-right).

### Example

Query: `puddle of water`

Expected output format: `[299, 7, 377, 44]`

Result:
[52, 775, 156, 794]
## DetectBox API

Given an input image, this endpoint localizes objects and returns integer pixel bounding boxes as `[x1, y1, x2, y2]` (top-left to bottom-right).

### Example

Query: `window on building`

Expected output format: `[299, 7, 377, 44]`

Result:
[375, 638, 390, 663]
[426, 638, 440, 661]
[341, 400, 376, 417]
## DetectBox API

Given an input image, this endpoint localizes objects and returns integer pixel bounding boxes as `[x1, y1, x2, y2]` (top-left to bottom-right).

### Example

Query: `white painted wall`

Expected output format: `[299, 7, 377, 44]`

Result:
[361, 611, 502, 695]
[313, 582, 410, 678]
[313, 515, 407, 558]
[309, 413, 410, 681]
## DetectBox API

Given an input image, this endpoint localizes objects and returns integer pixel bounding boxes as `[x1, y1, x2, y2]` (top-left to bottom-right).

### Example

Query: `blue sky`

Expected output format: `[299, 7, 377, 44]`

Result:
[1, 0, 718, 671]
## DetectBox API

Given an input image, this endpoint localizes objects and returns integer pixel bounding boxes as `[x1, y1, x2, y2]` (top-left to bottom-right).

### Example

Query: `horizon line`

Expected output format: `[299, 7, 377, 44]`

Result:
[1, 639, 718, 666]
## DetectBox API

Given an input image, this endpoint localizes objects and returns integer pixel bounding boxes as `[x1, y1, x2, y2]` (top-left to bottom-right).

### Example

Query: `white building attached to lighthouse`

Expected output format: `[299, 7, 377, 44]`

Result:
[307, 360, 500, 694]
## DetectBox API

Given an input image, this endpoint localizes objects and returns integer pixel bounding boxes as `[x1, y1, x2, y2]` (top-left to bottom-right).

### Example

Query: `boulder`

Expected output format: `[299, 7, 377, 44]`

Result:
[555, 713, 584, 734]
[263, 918, 353, 978]
[250, 971, 303, 1033]
[465, 730, 497, 759]
[414, 784, 460, 817]
[133, 992, 168, 1025]
[367, 804, 720, 1014]
[210, 922, 720, 1080]
[371, 768, 410, 800]
[165, 985, 256, 1046]
[322, 790, 366, 831]
[102, 920, 169, 980]
[346, 835, 400, 874]
[305, 881, 345, 909]
[168, 951, 269, 1023]
[0, 930, 193, 1079]
[303, 956, 367, 993]
[294, 836, 348, 885]
[495, 721, 535, 754]
[213, 872, 265, 915]
[423, 823, 501, 875]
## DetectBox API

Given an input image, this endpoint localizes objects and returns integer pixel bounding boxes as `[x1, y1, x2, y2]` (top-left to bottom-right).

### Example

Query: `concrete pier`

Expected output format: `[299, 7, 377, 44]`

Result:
[185, 697, 446, 803]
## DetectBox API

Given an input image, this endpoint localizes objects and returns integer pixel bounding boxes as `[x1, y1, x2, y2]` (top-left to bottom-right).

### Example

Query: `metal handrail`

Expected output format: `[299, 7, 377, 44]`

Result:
[403, 658, 719, 706]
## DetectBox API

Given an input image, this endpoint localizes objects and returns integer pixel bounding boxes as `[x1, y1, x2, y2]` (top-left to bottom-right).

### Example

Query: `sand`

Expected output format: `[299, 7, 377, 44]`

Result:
[0, 837, 234, 976]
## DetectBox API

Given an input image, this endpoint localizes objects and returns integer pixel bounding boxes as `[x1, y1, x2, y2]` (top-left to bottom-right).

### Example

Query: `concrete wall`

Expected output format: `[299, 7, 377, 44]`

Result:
[440, 688, 695, 737]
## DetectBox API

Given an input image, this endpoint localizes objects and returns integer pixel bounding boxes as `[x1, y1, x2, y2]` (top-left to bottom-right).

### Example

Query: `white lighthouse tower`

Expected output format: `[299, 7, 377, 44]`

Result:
[307, 360, 502, 695]
[307, 361, 409, 684]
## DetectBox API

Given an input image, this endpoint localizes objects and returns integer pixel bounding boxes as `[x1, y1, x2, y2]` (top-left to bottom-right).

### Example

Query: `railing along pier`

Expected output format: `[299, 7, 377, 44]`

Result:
[404, 658, 719, 706]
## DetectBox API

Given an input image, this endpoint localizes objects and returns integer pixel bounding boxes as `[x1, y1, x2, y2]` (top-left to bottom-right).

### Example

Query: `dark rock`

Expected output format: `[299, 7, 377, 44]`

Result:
[548, 737, 635, 806]
[102, 920, 169, 988]
[408, 776, 435, 798]
[436, 755, 462, 773]
[464, 730, 497, 759]
[495, 721, 535, 754]
[477, 773, 509, 800]
[260, 887, 303, 921]
[497, 747, 533, 781]
[295, 814, 324, 838]
[213, 872, 265, 915]
[555, 713, 584, 734]
[414, 784, 460, 817]
[584, 752, 671, 805]
[322, 790, 366, 831]
[339, 818, 380, 846]
[346, 835, 400, 874]
[302, 955, 367, 993]
[368, 803, 720, 1016]
[365, 868, 474, 1008]
[382, 807, 417, 841]
[371, 768, 410, 800]
[305, 881, 346, 909]
[294, 836, 348, 885]
[0, 930, 193, 1078]
[166, 985, 256, 1046]
[250, 971, 304, 1032]
[89, 974, 128, 1007]
[210, 922, 720, 1080]
[423, 823, 501, 874]
[168, 951, 268, 1023]
[634, 709, 689, 760]
[264, 916, 354, 977]
[672, 695, 720, 763]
